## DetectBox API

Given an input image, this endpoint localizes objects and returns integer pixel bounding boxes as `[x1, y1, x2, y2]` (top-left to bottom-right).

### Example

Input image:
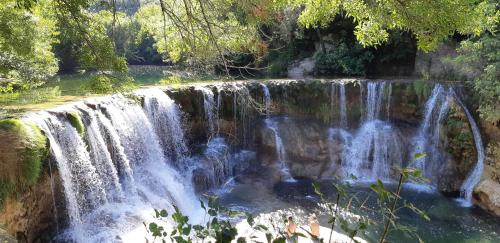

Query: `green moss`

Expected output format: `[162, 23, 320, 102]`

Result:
[0, 179, 14, 208]
[0, 118, 23, 131]
[413, 80, 432, 100]
[0, 119, 47, 208]
[0, 119, 47, 185]
[67, 112, 85, 136]
[21, 122, 47, 185]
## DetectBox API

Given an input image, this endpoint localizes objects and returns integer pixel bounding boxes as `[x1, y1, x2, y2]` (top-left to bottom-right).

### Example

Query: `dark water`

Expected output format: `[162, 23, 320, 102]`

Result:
[218, 178, 500, 243]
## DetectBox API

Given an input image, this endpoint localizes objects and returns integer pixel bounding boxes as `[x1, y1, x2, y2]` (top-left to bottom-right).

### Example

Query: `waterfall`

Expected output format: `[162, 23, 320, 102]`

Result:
[27, 112, 107, 230]
[343, 120, 404, 181]
[452, 91, 486, 207]
[335, 81, 399, 181]
[260, 83, 271, 116]
[339, 83, 347, 127]
[264, 118, 295, 182]
[196, 86, 217, 137]
[410, 85, 450, 183]
[330, 82, 348, 127]
[327, 128, 352, 168]
[77, 105, 124, 201]
[365, 82, 387, 121]
[27, 90, 203, 242]
[232, 84, 252, 146]
[386, 82, 392, 120]
[203, 137, 232, 187]
[139, 89, 189, 165]
[215, 86, 222, 135]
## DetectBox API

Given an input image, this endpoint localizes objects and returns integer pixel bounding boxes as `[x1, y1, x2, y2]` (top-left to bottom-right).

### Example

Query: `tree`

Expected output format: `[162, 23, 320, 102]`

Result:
[0, 0, 58, 86]
[135, 0, 266, 73]
[275, 0, 499, 51]
[453, 32, 500, 122]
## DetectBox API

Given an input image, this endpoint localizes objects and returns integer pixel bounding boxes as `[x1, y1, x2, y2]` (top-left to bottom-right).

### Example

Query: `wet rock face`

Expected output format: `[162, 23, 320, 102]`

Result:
[438, 100, 477, 194]
[255, 118, 335, 178]
[474, 179, 500, 216]
[0, 171, 63, 243]
[476, 121, 500, 216]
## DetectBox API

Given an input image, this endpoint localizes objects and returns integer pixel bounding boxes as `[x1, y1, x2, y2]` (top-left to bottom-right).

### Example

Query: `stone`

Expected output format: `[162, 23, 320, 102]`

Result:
[287, 58, 315, 78]
[474, 179, 500, 216]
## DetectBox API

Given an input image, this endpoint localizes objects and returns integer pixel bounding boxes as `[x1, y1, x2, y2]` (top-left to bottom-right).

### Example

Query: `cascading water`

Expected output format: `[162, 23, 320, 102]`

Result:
[365, 81, 387, 121]
[11, 80, 493, 242]
[343, 120, 404, 181]
[27, 112, 104, 232]
[196, 86, 217, 137]
[265, 118, 295, 182]
[339, 83, 347, 127]
[330, 82, 348, 127]
[338, 81, 401, 181]
[327, 128, 352, 170]
[451, 90, 486, 207]
[77, 105, 124, 201]
[260, 83, 271, 116]
[27, 91, 203, 242]
[410, 85, 451, 183]
[202, 137, 232, 187]
[232, 84, 252, 146]
[215, 86, 222, 135]
[139, 89, 189, 165]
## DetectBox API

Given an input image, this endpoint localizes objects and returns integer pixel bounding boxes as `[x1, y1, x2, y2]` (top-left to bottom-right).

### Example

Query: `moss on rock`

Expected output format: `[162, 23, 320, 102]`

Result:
[0, 179, 14, 208]
[66, 112, 85, 136]
[0, 119, 48, 207]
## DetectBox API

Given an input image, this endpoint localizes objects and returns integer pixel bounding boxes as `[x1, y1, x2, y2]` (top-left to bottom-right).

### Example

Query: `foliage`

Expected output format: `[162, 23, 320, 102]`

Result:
[452, 33, 500, 122]
[0, 87, 61, 107]
[412, 80, 432, 101]
[145, 196, 287, 243]
[371, 153, 430, 243]
[0, 0, 58, 83]
[312, 180, 371, 243]
[66, 111, 85, 136]
[278, 0, 499, 51]
[81, 74, 136, 94]
[134, 0, 264, 71]
[314, 42, 373, 76]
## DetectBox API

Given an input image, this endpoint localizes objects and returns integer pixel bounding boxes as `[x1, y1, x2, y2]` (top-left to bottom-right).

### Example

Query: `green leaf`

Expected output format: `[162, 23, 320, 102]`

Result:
[413, 153, 426, 160]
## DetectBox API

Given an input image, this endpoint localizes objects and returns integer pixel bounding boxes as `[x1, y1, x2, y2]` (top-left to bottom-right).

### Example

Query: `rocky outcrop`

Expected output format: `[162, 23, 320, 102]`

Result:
[0, 171, 60, 243]
[475, 120, 500, 215]
[256, 118, 331, 178]
[414, 41, 474, 80]
[474, 179, 500, 216]
[287, 58, 315, 78]
[438, 100, 477, 194]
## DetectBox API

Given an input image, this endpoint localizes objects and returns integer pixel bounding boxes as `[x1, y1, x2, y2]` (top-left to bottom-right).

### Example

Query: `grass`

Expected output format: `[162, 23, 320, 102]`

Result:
[0, 65, 236, 118]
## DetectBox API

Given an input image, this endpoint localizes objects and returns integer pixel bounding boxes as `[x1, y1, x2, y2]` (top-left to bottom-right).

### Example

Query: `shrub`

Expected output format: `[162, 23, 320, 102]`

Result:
[314, 42, 374, 76]
[82, 74, 137, 94]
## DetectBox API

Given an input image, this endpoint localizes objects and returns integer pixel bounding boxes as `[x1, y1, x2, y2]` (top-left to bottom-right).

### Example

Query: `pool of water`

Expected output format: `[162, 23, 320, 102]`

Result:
[218, 178, 500, 243]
